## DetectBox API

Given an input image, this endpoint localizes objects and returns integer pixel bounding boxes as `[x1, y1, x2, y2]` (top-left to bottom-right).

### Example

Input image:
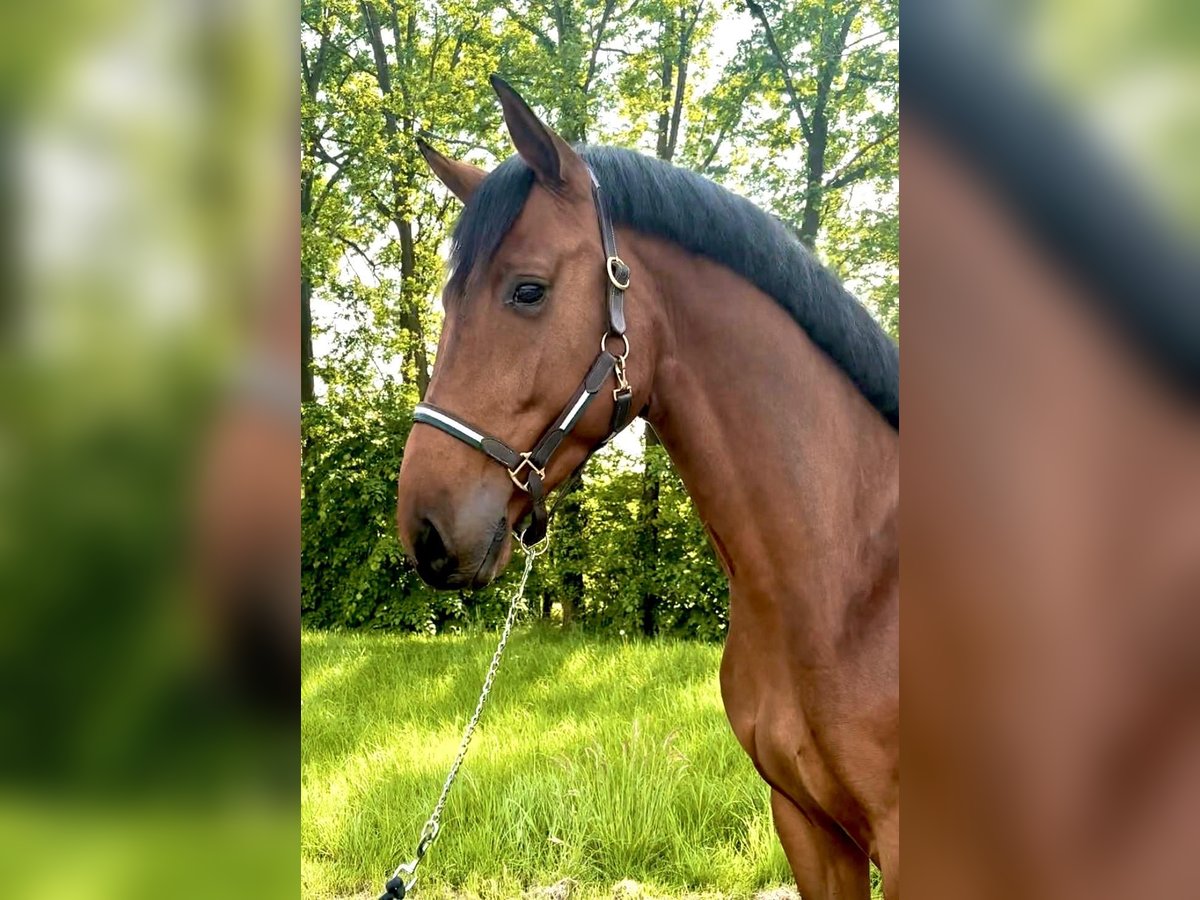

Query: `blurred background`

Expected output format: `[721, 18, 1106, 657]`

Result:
[1005, 0, 1200, 237]
[0, 0, 296, 896]
[901, 1, 1199, 898]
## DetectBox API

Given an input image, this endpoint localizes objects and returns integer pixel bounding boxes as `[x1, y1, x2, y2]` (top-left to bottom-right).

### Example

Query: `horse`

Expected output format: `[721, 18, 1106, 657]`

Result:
[899, 9, 1200, 898]
[395, 75, 900, 899]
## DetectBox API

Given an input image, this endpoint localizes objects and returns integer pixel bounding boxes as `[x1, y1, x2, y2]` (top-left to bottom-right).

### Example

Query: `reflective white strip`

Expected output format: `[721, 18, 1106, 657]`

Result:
[415, 405, 484, 445]
[559, 391, 590, 432]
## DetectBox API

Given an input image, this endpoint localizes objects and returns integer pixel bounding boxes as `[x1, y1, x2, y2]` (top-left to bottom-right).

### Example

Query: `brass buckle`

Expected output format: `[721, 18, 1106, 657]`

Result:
[613, 358, 630, 397]
[508, 453, 545, 493]
[606, 255, 630, 290]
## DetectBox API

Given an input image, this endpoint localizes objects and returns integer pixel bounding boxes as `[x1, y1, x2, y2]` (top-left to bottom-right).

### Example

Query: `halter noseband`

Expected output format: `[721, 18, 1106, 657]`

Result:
[413, 166, 636, 547]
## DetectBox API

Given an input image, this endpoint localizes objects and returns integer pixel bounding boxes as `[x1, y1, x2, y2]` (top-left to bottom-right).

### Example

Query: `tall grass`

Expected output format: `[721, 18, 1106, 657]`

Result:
[301, 626, 795, 899]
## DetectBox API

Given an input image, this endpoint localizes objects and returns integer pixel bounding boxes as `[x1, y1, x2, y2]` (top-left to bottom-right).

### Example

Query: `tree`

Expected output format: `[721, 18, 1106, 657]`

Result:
[740, 0, 898, 248]
[302, 0, 521, 406]
[496, 0, 629, 142]
[302, 0, 362, 402]
[613, 0, 717, 634]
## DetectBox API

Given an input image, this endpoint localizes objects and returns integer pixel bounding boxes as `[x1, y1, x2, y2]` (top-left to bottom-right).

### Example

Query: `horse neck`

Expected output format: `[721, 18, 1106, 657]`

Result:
[633, 234, 898, 643]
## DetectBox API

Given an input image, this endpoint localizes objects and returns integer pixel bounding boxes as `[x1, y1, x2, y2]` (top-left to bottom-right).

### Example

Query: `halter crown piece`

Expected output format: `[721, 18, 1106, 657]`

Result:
[412, 166, 636, 547]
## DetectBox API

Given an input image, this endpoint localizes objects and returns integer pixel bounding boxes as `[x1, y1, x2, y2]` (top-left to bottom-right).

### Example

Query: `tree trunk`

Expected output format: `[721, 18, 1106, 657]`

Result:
[744, 0, 858, 248]
[798, 124, 826, 247]
[301, 277, 315, 402]
[638, 427, 663, 635]
[398, 218, 430, 398]
[554, 488, 586, 626]
[666, 8, 694, 163]
[656, 21, 673, 160]
[301, 173, 315, 402]
[798, 6, 856, 247]
[362, 0, 431, 396]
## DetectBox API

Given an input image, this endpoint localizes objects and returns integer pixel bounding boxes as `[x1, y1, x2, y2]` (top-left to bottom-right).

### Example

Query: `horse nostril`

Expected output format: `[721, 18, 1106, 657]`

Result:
[414, 517, 455, 580]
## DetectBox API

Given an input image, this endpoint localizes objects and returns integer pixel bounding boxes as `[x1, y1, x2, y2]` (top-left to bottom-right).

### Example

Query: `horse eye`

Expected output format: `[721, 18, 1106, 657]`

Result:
[511, 283, 545, 306]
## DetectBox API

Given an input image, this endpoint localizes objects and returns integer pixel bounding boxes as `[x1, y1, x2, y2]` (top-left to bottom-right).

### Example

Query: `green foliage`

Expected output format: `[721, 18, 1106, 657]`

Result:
[685, 0, 898, 329]
[300, 384, 497, 633]
[582, 444, 729, 640]
[302, 386, 419, 630]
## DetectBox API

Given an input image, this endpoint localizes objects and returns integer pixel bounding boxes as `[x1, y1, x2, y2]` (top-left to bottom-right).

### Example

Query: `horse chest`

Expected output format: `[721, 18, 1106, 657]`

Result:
[720, 611, 841, 798]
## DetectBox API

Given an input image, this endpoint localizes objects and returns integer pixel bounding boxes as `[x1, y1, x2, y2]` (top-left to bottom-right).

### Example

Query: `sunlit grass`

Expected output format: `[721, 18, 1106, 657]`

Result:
[302, 626, 800, 899]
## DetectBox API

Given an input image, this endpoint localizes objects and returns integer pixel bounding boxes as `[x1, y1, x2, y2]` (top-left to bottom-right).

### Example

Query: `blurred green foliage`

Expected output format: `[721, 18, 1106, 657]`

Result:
[2, 0, 296, 895]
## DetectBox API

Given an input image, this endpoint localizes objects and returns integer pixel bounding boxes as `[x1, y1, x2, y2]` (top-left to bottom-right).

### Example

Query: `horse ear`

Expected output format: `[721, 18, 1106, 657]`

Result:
[490, 74, 585, 189]
[416, 137, 487, 204]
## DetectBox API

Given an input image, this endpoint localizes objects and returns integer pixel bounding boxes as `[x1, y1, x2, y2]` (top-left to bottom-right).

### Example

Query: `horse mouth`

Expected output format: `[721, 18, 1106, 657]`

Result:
[409, 516, 510, 589]
[463, 517, 511, 588]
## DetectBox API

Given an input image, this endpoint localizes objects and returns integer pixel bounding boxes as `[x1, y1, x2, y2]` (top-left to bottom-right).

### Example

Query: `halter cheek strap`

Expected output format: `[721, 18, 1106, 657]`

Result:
[413, 166, 635, 547]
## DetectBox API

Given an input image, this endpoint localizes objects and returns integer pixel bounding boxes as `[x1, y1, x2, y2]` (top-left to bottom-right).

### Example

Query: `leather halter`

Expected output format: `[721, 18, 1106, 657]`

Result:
[413, 166, 636, 547]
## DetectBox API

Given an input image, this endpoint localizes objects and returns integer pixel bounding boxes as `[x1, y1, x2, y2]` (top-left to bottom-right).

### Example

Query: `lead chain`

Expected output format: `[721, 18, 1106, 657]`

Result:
[381, 537, 550, 899]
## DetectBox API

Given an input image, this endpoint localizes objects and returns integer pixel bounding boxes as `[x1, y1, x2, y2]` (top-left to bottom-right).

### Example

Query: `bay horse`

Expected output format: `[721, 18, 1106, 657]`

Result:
[900, 9, 1200, 898]
[395, 75, 899, 898]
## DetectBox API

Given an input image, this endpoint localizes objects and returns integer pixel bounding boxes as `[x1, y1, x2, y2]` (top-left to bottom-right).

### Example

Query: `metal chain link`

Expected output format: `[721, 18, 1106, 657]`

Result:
[389, 536, 550, 893]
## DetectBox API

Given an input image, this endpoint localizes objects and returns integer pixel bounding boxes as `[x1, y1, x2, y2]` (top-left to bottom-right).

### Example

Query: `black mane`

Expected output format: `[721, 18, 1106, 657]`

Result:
[449, 146, 900, 429]
[904, 3, 1200, 399]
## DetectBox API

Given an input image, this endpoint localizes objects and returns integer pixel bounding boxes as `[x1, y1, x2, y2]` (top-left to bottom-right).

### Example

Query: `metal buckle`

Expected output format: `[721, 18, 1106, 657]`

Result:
[507, 453, 545, 492]
[599, 330, 632, 399]
[516, 521, 550, 551]
[606, 255, 630, 290]
[416, 820, 439, 858]
[600, 331, 630, 366]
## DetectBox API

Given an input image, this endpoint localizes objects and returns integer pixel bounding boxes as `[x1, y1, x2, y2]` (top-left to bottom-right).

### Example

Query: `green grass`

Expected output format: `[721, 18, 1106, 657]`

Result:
[302, 625, 799, 899]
